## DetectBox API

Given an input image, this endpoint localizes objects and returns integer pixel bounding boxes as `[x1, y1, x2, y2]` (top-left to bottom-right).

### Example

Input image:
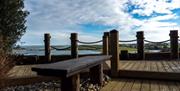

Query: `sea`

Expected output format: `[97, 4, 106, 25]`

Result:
[12, 45, 101, 56]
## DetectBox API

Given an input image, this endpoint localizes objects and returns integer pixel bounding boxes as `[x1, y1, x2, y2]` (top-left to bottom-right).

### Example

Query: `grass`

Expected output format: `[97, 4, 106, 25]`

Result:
[119, 47, 137, 53]
[78, 45, 137, 53]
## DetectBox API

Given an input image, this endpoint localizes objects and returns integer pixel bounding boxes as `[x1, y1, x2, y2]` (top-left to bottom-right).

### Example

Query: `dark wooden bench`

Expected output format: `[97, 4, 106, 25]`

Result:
[32, 55, 111, 91]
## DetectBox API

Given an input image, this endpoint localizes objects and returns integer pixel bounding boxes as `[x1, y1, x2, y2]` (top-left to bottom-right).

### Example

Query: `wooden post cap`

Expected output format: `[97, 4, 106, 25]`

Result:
[71, 33, 77, 39]
[104, 32, 110, 36]
[170, 30, 179, 38]
[110, 29, 118, 33]
[136, 31, 144, 38]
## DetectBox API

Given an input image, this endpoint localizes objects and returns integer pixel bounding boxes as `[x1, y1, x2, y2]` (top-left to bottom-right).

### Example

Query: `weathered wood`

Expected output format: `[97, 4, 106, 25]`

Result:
[90, 64, 103, 86]
[71, 33, 78, 58]
[44, 33, 51, 62]
[120, 50, 129, 60]
[101, 78, 180, 91]
[61, 74, 80, 91]
[32, 56, 111, 77]
[170, 30, 179, 60]
[136, 31, 144, 60]
[103, 32, 109, 55]
[0, 76, 60, 89]
[119, 70, 180, 81]
[32, 56, 111, 91]
[110, 30, 119, 77]
[106, 32, 111, 55]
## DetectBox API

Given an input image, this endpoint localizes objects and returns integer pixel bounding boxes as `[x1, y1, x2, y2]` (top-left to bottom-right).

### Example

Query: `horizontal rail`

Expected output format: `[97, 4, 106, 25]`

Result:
[77, 40, 103, 44]
[51, 46, 71, 50]
[119, 39, 137, 42]
[144, 39, 170, 44]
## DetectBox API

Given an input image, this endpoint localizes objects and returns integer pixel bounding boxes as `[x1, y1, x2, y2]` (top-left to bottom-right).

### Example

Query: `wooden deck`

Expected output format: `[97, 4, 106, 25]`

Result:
[2, 60, 180, 88]
[0, 65, 60, 88]
[101, 78, 180, 91]
[7, 60, 180, 78]
[119, 61, 180, 72]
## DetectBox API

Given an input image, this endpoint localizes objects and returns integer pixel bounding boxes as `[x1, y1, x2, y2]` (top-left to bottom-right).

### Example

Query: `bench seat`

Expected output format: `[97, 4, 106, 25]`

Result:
[32, 55, 111, 91]
[32, 55, 111, 77]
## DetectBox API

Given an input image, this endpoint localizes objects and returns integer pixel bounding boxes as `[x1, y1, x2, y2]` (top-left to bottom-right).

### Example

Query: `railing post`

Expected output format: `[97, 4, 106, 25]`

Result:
[110, 29, 119, 77]
[103, 32, 109, 55]
[44, 33, 51, 62]
[107, 32, 111, 55]
[121, 50, 129, 60]
[63, 33, 79, 91]
[71, 33, 78, 58]
[170, 30, 179, 60]
[136, 31, 145, 60]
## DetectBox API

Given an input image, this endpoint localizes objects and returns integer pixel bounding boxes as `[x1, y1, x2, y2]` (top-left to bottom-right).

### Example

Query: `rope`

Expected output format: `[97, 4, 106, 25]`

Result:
[119, 39, 137, 42]
[51, 46, 71, 50]
[144, 39, 170, 44]
[77, 40, 102, 44]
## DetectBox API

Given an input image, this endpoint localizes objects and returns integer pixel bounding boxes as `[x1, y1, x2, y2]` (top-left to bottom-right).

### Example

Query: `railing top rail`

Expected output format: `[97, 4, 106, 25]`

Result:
[51, 46, 71, 50]
[77, 40, 103, 44]
[144, 39, 170, 44]
[119, 39, 137, 42]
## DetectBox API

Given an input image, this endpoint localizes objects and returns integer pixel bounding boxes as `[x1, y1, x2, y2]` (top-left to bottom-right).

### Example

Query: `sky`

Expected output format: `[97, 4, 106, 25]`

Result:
[19, 0, 180, 45]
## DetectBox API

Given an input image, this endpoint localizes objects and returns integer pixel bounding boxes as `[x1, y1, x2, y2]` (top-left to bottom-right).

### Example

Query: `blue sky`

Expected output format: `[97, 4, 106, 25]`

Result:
[19, 0, 180, 45]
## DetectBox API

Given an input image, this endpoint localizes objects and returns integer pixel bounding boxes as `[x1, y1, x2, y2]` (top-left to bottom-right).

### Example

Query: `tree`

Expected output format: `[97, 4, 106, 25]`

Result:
[0, 0, 29, 52]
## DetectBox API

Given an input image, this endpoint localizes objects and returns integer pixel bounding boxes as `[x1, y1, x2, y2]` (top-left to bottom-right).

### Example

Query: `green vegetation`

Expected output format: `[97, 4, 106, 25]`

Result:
[0, 0, 28, 78]
[0, 0, 29, 51]
[77, 45, 137, 53]
[119, 47, 137, 53]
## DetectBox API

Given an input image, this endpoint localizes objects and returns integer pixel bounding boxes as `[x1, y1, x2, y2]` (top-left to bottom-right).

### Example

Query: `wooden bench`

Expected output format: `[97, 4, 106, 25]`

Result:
[32, 55, 111, 91]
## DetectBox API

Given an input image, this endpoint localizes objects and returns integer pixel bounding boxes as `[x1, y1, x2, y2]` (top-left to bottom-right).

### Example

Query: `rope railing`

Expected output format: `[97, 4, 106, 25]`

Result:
[144, 39, 170, 44]
[51, 46, 71, 50]
[77, 40, 103, 44]
[119, 39, 137, 42]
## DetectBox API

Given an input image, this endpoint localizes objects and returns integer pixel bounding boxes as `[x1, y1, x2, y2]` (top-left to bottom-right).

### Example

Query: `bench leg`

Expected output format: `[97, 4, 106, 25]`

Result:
[90, 64, 103, 86]
[61, 74, 80, 91]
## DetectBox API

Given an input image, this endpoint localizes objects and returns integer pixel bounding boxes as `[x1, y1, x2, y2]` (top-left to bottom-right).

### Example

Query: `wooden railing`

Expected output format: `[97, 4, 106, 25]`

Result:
[18, 29, 178, 77]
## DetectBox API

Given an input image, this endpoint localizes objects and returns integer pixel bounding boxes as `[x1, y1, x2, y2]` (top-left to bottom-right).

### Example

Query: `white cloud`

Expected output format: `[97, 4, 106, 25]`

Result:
[22, 0, 180, 45]
[150, 14, 178, 21]
[130, 0, 180, 16]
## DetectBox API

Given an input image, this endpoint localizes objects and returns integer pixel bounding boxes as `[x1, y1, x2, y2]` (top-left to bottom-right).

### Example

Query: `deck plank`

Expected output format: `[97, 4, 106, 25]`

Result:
[158, 81, 170, 91]
[167, 81, 179, 91]
[120, 79, 134, 91]
[162, 61, 173, 72]
[131, 79, 141, 91]
[172, 61, 180, 72]
[120, 61, 131, 69]
[131, 61, 141, 71]
[141, 80, 150, 91]
[101, 79, 120, 91]
[156, 62, 166, 72]
[150, 61, 158, 72]
[144, 61, 149, 71]
[150, 80, 159, 91]
[112, 79, 127, 91]
[167, 61, 178, 72]
[137, 61, 145, 71]
[101, 79, 180, 91]
[124, 62, 135, 70]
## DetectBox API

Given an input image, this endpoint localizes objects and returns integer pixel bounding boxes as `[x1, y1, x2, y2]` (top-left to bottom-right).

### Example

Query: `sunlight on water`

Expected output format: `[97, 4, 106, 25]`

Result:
[13, 46, 101, 55]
